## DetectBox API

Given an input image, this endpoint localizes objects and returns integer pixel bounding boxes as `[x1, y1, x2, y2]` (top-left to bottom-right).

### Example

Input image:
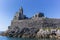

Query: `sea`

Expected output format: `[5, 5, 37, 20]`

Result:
[0, 36, 58, 40]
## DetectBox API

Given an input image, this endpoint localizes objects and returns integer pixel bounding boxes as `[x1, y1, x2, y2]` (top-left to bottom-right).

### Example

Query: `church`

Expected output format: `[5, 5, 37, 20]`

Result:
[8, 7, 60, 32]
[5, 6, 60, 38]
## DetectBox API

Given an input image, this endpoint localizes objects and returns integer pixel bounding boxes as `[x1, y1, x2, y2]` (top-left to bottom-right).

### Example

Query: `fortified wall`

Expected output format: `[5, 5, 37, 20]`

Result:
[8, 7, 60, 31]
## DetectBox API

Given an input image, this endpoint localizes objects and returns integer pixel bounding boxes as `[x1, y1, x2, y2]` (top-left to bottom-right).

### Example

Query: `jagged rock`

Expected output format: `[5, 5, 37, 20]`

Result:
[56, 30, 60, 37]
[6, 7, 60, 38]
[20, 27, 39, 38]
[50, 29, 57, 36]
[36, 29, 50, 38]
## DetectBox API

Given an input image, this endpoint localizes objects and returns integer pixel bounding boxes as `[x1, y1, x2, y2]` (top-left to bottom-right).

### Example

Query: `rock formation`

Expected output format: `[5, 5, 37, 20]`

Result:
[6, 7, 60, 38]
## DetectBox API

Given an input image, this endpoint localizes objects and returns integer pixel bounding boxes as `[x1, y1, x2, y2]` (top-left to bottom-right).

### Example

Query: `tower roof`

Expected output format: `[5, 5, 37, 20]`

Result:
[19, 6, 23, 14]
[20, 6, 23, 10]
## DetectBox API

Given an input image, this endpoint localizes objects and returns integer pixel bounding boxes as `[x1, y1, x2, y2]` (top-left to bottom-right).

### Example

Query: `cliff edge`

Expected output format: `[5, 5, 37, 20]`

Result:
[5, 7, 60, 38]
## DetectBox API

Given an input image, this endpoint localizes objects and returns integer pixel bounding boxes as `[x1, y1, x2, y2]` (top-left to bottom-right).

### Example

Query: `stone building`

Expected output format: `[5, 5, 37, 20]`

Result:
[6, 7, 60, 38]
[8, 7, 60, 31]
[13, 7, 28, 20]
[32, 12, 44, 18]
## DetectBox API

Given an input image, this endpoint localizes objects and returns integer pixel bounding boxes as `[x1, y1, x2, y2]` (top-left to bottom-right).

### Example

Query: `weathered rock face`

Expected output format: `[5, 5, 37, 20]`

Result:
[7, 7, 60, 38]
[7, 27, 39, 37]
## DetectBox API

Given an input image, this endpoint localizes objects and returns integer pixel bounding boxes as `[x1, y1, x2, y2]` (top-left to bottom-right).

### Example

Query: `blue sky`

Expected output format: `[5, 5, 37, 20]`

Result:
[0, 0, 60, 31]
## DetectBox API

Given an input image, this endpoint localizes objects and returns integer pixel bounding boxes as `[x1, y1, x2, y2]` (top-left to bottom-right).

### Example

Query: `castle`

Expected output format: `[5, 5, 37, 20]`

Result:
[5, 7, 60, 38]
[8, 7, 60, 31]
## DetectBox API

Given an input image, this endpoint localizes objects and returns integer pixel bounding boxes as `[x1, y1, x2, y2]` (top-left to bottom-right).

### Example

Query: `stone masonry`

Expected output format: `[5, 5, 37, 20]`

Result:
[6, 7, 60, 38]
[8, 7, 60, 31]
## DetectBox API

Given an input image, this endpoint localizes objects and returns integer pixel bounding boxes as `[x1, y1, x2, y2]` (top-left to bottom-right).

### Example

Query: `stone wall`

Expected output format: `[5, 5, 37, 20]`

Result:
[9, 17, 60, 31]
[7, 7, 60, 38]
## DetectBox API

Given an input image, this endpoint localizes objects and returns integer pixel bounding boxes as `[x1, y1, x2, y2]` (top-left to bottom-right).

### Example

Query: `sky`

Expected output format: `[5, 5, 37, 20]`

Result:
[0, 0, 60, 31]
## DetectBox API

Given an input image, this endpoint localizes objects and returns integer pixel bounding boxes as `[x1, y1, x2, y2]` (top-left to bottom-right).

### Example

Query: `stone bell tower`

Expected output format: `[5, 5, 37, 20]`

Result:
[19, 7, 23, 15]
[13, 7, 25, 20]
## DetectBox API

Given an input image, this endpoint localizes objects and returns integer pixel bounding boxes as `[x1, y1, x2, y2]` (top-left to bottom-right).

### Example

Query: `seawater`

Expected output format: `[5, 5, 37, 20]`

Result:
[0, 36, 58, 40]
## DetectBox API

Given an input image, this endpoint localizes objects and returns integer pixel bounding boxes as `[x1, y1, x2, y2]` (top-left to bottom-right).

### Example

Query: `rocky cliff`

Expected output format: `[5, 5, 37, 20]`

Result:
[6, 7, 60, 38]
